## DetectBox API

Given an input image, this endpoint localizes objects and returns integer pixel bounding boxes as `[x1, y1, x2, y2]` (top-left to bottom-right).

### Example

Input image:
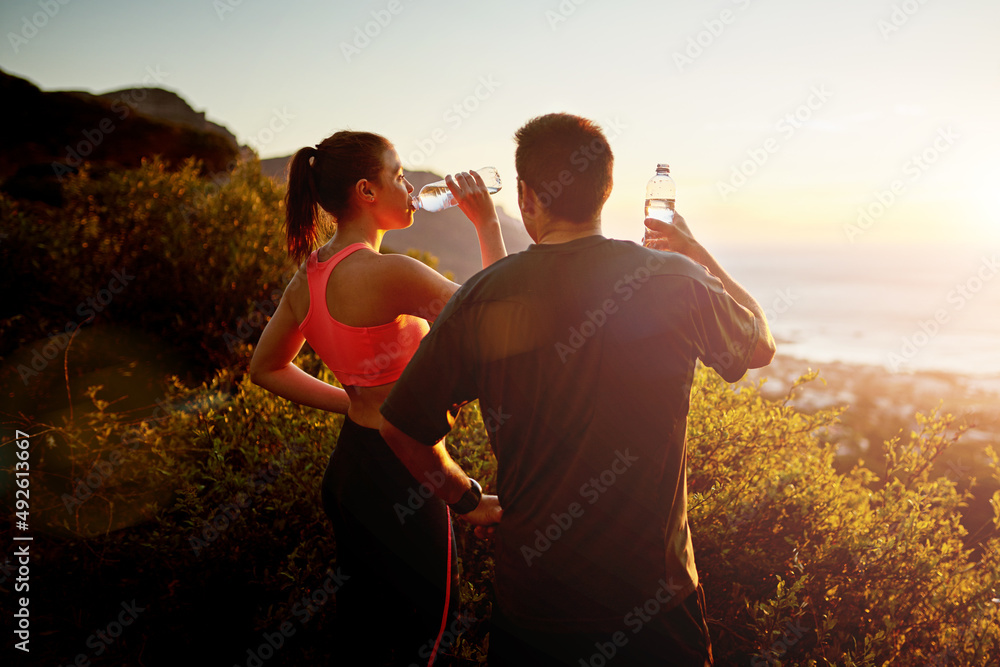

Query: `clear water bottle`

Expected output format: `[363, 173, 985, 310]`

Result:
[644, 164, 675, 224]
[411, 166, 502, 213]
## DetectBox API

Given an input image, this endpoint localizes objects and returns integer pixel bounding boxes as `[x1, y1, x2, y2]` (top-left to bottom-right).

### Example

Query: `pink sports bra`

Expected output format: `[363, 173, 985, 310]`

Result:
[298, 243, 430, 387]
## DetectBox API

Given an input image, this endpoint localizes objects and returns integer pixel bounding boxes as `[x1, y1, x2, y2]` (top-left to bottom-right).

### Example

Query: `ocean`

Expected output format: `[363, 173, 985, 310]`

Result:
[711, 243, 1000, 379]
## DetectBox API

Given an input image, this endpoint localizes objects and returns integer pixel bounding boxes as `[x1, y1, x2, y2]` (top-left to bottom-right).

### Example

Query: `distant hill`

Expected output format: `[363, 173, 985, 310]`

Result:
[262, 155, 533, 281]
[0, 69, 240, 204]
[93, 86, 242, 152]
[0, 69, 531, 279]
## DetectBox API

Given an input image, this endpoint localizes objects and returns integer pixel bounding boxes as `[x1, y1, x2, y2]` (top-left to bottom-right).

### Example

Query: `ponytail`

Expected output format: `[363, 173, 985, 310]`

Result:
[284, 147, 320, 264]
[283, 131, 391, 264]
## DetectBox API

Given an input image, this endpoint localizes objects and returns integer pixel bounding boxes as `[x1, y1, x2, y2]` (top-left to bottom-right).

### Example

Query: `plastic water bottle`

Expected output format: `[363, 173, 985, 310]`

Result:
[644, 164, 675, 224]
[411, 166, 502, 213]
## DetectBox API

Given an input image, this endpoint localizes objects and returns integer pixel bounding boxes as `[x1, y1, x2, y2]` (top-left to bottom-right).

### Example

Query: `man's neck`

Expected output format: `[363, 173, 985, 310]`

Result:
[533, 217, 603, 245]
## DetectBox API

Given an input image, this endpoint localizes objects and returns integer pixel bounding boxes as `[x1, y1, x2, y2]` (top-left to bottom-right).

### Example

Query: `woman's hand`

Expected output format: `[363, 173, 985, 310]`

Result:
[445, 169, 507, 268]
[446, 170, 499, 229]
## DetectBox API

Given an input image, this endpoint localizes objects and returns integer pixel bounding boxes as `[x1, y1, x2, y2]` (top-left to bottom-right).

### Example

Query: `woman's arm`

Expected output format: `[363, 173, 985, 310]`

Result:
[375, 253, 462, 323]
[447, 170, 507, 268]
[249, 294, 351, 413]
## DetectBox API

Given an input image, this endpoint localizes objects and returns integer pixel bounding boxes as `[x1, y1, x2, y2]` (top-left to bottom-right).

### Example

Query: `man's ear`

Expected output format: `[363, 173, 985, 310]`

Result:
[518, 179, 538, 217]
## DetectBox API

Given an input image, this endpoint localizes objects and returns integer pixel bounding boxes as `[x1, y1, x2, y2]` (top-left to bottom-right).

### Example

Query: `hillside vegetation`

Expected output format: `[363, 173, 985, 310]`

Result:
[1, 160, 998, 666]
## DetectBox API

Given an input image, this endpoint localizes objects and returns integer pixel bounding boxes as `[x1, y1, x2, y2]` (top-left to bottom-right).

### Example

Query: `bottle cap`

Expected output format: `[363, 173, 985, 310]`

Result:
[656, 163, 670, 172]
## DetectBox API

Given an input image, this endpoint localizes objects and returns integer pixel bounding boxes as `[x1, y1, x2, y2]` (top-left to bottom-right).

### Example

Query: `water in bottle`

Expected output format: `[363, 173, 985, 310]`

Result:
[644, 163, 675, 225]
[412, 166, 502, 213]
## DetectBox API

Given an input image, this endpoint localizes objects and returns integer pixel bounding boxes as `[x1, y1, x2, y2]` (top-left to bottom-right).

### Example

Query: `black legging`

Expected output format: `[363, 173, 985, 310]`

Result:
[321, 417, 460, 666]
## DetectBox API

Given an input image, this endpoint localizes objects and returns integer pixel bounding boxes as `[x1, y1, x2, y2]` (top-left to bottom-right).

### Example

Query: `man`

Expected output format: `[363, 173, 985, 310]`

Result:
[380, 113, 775, 666]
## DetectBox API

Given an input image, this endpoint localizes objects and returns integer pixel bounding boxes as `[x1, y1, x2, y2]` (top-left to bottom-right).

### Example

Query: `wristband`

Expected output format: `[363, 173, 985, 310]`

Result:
[449, 478, 482, 515]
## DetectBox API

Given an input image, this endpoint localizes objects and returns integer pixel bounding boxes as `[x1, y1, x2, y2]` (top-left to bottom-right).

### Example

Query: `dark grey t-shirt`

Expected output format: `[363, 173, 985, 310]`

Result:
[381, 235, 757, 632]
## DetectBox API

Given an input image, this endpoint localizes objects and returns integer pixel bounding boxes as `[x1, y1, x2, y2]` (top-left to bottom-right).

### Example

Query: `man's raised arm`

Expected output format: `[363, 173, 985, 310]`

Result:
[644, 213, 776, 368]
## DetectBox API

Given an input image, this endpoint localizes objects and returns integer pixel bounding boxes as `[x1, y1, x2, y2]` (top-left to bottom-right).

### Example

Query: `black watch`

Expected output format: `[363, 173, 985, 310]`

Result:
[449, 478, 482, 515]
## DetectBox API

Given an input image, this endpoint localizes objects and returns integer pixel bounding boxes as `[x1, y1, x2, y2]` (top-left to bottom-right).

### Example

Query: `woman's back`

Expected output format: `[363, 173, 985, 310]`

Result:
[286, 241, 434, 426]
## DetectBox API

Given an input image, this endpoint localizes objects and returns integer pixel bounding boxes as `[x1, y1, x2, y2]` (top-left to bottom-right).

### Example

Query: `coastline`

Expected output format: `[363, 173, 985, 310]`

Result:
[743, 353, 1000, 457]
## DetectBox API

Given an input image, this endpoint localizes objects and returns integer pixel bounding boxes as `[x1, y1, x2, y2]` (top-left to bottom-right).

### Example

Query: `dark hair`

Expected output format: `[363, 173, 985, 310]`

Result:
[514, 113, 613, 224]
[284, 130, 392, 262]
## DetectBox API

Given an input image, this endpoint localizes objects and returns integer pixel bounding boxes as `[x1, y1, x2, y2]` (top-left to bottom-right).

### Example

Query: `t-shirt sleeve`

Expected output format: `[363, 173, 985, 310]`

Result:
[687, 270, 759, 383]
[379, 300, 477, 445]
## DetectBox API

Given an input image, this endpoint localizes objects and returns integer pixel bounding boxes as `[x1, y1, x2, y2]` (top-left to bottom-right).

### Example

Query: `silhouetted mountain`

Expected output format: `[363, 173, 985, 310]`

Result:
[0, 69, 240, 204]
[94, 87, 241, 152]
[261, 155, 533, 281]
[0, 68, 530, 279]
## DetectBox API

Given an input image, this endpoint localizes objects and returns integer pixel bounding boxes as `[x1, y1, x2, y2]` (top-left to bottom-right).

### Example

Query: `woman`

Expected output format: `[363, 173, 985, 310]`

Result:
[249, 130, 505, 665]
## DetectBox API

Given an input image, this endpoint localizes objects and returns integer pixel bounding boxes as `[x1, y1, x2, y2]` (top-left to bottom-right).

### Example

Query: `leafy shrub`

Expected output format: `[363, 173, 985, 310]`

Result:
[686, 370, 1000, 666]
[9, 353, 498, 666]
[0, 157, 291, 380]
[8, 364, 998, 665]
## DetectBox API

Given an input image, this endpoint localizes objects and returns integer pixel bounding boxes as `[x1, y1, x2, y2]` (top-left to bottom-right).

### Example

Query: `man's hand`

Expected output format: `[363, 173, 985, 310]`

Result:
[642, 211, 698, 259]
[460, 493, 502, 539]
[642, 210, 776, 368]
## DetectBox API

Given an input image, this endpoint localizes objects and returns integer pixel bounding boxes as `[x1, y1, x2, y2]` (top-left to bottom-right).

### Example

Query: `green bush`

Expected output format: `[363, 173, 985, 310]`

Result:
[9, 353, 497, 665]
[686, 370, 1000, 665]
[8, 364, 998, 665]
[0, 157, 291, 379]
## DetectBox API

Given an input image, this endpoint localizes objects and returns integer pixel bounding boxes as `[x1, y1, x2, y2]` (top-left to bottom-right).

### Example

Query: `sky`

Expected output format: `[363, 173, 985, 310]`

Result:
[2, 0, 999, 247]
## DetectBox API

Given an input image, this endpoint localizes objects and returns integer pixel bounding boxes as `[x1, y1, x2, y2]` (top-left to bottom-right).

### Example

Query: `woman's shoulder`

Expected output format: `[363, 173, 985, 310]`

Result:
[366, 250, 444, 281]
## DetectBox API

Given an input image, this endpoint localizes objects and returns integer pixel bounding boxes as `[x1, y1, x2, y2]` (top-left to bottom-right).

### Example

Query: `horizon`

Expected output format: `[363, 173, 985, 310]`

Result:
[2, 0, 998, 248]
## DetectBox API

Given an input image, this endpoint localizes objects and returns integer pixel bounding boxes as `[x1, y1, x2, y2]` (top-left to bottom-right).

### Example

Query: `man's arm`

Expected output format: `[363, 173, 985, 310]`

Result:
[644, 213, 776, 368]
[380, 418, 502, 527]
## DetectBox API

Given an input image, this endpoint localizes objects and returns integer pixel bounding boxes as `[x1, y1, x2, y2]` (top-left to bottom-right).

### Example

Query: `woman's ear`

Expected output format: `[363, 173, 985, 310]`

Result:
[355, 178, 376, 204]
